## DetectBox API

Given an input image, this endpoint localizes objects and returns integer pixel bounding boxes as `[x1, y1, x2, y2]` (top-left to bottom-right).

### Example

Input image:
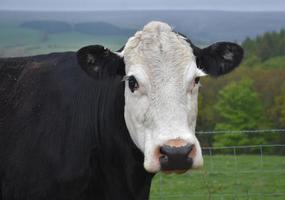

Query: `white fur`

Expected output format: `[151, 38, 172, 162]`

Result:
[115, 49, 124, 57]
[123, 21, 205, 172]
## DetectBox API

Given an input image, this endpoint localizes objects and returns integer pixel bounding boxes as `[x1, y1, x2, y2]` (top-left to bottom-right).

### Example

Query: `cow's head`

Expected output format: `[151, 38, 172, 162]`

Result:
[77, 21, 243, 173]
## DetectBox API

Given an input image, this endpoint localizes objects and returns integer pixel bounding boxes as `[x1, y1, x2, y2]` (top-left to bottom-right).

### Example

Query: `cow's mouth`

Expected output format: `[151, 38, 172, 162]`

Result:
[161, 169, 189, 174]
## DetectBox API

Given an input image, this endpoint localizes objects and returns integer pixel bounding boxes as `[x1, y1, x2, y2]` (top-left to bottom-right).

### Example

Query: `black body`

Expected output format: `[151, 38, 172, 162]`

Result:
[0, 52, 153, 200]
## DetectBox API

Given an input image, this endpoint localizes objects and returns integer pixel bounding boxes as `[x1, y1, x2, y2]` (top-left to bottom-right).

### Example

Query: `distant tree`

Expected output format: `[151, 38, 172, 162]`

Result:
[196, 94, 215, 147]
[271, 83, 285, 128]
[269, 83, 285, 153]
[242, 29, 285, 68]
[214, 78, 267, 130]
[213, 78, 273, 147]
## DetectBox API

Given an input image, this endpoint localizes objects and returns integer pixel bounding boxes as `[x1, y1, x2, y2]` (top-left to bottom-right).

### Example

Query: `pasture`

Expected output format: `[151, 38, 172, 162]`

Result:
[0, 25, 126, 57]
[151, 154, 285, 200]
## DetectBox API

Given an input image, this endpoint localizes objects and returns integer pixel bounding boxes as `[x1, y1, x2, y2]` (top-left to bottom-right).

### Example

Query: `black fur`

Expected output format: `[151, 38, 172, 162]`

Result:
[0, 52, 153, 200]
[77, 45, 125, 79]
[195, 42, 244, 76]
[176, 32, 243, 76]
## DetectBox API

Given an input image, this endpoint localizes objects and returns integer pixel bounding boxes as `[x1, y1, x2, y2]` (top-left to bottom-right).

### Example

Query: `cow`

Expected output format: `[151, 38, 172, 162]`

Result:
[0, 21, 243, 200]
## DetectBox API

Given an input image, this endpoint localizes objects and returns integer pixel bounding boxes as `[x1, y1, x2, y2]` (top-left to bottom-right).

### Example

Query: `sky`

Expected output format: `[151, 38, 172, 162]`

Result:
[1, 0, 285, 11]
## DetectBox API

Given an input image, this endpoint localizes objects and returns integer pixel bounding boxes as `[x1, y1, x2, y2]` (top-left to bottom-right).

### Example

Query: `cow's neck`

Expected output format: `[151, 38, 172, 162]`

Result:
[90, 77, 154, 199]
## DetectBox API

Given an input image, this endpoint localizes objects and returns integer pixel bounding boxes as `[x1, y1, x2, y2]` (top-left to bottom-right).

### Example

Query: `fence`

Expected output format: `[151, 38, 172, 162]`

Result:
[150, 129, 285, 200]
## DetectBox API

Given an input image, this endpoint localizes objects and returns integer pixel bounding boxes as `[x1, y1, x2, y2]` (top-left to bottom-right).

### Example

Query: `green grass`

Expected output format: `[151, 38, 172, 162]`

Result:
[150, 155, 285, 200]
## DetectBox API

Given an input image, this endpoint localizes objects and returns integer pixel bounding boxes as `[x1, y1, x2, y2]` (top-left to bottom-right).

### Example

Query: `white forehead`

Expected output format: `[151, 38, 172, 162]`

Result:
[123, 21, 196, 77]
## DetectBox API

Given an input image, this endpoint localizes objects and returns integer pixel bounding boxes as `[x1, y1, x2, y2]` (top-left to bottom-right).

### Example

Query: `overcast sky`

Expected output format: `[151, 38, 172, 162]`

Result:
[1, 0, 285, 11]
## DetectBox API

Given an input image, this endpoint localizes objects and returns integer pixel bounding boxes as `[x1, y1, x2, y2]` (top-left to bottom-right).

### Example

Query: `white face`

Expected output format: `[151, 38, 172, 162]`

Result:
[123, 22, 205, 173]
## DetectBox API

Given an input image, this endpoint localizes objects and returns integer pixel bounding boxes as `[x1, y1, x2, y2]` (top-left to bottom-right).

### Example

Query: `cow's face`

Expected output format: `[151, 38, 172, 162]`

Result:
[77, 21, 243, 173]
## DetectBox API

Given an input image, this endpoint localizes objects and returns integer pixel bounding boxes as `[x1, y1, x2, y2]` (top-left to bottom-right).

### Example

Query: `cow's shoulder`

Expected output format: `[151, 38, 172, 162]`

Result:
[0, 52, 81, 120]
[0, 52, 103, 199]
[0, 52, 77, 86]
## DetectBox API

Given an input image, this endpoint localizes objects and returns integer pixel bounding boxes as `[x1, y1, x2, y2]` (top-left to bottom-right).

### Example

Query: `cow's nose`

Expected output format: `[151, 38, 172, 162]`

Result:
[159, 144, 193, 171]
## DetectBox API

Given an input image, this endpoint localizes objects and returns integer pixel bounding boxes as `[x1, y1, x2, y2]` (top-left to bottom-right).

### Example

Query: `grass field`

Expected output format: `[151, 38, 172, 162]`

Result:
[150, 155, 285, 200]
[0, 25, 127, 57]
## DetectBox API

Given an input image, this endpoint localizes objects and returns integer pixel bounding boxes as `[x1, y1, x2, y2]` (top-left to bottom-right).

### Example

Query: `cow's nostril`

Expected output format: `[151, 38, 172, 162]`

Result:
[159, 154, 168, 163]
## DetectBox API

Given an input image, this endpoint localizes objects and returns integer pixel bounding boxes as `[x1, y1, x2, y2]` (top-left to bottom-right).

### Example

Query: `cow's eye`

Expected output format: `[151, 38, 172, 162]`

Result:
[128, 75, 139, 92]
[194, 77, 200, 84]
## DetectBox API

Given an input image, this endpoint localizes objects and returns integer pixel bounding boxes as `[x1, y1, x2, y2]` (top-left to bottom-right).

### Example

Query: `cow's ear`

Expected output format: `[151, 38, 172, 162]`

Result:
[195, 42, 243, 77]
[77, 45, 125, 79]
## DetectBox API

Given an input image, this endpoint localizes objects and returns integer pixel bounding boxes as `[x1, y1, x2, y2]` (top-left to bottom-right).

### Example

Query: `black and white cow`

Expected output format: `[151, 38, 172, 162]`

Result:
[0, 21, 243, 200]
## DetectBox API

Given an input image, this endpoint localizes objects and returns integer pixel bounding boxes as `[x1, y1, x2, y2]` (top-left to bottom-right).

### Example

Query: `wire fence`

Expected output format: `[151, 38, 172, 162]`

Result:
[196, 129, 285, 134]
[150, 129, 285, 200]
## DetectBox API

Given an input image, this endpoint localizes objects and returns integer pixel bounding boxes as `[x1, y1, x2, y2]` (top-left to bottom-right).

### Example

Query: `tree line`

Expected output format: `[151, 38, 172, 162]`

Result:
[197, 29, 285, 153]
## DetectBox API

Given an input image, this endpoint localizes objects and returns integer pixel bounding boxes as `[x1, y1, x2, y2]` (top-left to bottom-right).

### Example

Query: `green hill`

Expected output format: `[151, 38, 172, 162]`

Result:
[242, 29, 285, 69]
[20, 20, 135, 36]
[20, 21, 72, 34]
[74, 22, 135, 36]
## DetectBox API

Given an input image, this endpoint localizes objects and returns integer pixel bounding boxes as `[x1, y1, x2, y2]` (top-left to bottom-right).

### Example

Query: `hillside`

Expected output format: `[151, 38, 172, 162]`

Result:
[242, 29, 285, 69]
[20, 21, 72, 33]
[73, 22, 135, 36]
[20, 20, 135, 36]
[1, 10, 285, 44]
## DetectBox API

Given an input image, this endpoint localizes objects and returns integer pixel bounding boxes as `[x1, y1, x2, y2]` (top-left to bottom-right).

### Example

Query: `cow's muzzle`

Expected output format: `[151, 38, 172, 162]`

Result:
[159, 143, 193, 172]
